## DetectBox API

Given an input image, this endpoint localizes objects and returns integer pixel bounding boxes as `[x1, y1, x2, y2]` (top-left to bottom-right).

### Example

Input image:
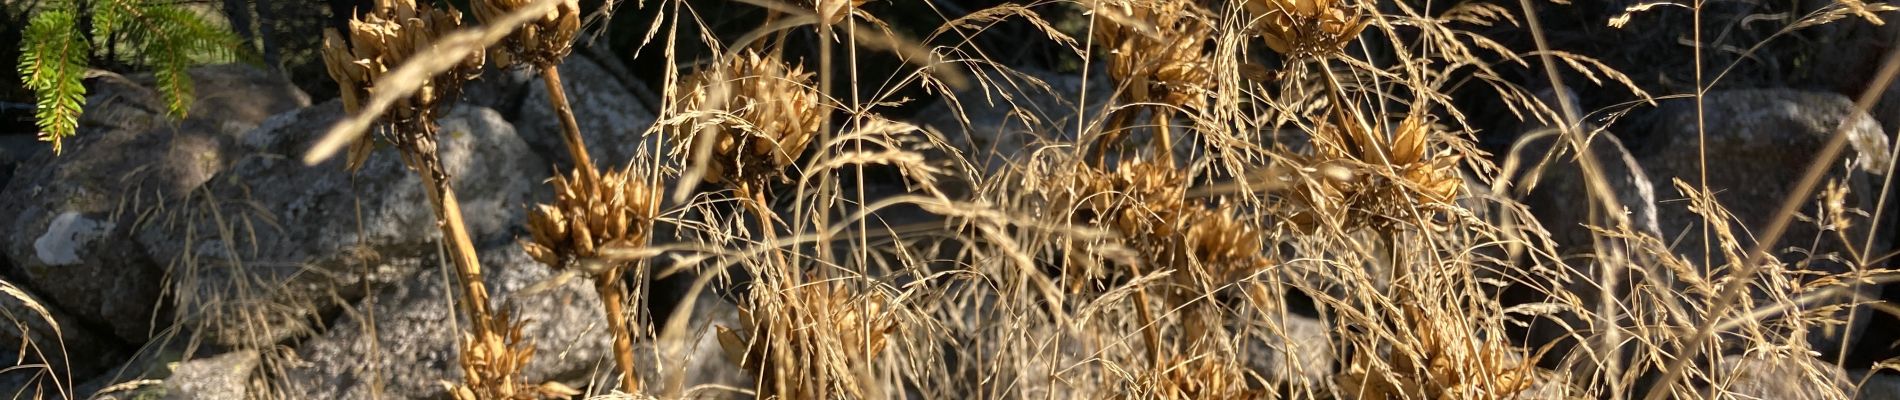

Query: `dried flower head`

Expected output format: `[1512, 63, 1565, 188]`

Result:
[523, 167, 659, 273]
[1181, 205, 1271, 285]
[717, 282, 896, 398]
[320, 0, 484, 171]
[1146, 355, 1266, 400]
[446, 311, 580, 400]
[672, 50, 823, 190]
[1069, 159, 1192, 240]
[1092, 0, 1216, 111]
[1292, 110, 1464, 232]
[473, 0, 582, 68]
[1340, 305, 1535, 399]
[1246, 0, 1368, 58]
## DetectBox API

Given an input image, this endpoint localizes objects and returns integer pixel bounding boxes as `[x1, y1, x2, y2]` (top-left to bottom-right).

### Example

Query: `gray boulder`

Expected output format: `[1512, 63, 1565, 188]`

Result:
[1635, 88, 1892, 359]
[159, 350, 260, 400]
[1855, 370, 1900, 400]
[135, 103, 547, 348]
[0, 65, 309, 342]
[517, 54, 662, 171]
[274, 245, 612, 399]
[82, 349, 262, 400]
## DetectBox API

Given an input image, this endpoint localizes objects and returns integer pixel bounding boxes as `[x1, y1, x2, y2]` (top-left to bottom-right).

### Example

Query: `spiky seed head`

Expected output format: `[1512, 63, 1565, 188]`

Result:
[1246, 0, 1367, 58]
[1297, 109, 1464, 232]
[1148, 355, 1265, 399]
[523, 167, 659, 275]
[320, 0, 483, 171]
[473, 0, 582, 68]
[1182, 206, 1270, 283]
[672, 50, 823, 189]
[1092, 0, 1215, 111]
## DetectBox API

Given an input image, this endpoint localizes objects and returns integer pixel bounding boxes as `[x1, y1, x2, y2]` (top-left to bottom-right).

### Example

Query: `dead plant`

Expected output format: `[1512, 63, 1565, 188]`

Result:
[320, 0, 537, 397]
[1245, 0, 1367, 59]
[1088, 0, 1216, 165]
[523, 167, 660, 393]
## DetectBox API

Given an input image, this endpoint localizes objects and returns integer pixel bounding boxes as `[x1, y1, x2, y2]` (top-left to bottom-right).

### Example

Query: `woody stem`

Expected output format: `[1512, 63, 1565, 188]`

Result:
[541, 65, 602, 184]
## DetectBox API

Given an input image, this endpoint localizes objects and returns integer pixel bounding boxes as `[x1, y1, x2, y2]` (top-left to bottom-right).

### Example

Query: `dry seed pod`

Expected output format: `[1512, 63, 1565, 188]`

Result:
[523, 167, 659, 272]
[1181, 205, 1271, 284]
[1147, 355, 1266, 400]
[1295, 110, 1464, 232]
[672, 50, 823, 189]
[474, 0, 582, 68]
[1246, 0, 1367, 58]
[320, 0, 484, 171]
[1092, 0, 1216, 111]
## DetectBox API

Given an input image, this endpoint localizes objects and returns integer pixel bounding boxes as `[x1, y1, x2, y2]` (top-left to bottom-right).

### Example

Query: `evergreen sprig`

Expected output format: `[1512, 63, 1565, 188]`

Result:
[15, 0, 243, 154]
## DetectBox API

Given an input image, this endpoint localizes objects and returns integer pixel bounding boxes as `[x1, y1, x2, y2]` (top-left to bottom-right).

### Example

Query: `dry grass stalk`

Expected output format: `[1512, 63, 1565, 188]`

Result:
[523, 167, 660, 393]
[320, 0, 537, 397]
[1144, 354, 1267, 400]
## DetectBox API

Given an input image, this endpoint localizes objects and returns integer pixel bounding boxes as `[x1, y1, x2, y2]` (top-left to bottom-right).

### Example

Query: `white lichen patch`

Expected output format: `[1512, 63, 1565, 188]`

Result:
[34, 211, 113, 266]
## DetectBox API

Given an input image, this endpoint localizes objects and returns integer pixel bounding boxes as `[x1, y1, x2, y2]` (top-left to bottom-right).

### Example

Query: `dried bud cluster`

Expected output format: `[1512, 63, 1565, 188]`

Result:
[1246, 0, 1368, 58]
[674, 50, 823, 189]
[1146, 355, 1265, 400]
[474, 0, 583, 68]
[448, 313, 579, 400]
[524, 167, 659, 272]
[1292, 111, 1463, 232]
[1065, 160, 1270, 286]
[1341, 305, 1534, 399]
[320, 0, 484, 170]
[1093, 0, 1215, 111]
[717, 282, 896, 398]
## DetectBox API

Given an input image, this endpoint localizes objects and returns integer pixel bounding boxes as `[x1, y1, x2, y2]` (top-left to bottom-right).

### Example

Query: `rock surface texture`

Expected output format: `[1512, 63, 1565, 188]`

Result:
[136, 102, 546, 348]
[0, 65, 309, 344]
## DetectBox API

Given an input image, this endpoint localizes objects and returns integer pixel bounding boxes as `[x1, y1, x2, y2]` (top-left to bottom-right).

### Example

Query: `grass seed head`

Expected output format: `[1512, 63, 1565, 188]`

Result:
[673, 50, 823, 190]
[473, 0, 582, 68]
[320, 0, 483, 171]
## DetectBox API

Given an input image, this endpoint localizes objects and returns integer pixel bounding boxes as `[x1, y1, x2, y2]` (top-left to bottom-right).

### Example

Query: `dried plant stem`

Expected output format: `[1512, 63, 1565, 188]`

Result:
[1153, 111, 1174, 165]
[740, 185, 796, 283]
[596, 267, 644, 393]
[410, 153, 502, 349]
[1130, 262, 1162, 369]
[541, 65, 602, 184]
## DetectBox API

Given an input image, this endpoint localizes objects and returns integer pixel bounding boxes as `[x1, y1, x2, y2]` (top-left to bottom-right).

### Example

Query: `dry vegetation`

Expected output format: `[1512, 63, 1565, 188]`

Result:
[10, 0, 1900, 398]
